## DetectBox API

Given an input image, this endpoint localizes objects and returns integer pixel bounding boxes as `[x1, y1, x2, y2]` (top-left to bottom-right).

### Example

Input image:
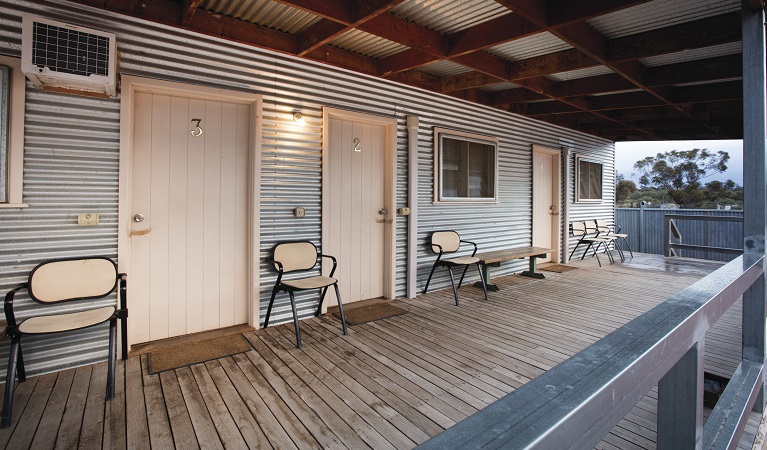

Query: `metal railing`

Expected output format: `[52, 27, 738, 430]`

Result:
[417, 254, 765, 449]
[664, 214, 745, 259]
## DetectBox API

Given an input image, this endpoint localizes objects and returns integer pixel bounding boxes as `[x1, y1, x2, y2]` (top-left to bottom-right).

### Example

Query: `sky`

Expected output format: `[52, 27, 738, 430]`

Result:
[615, 140, 744, 186]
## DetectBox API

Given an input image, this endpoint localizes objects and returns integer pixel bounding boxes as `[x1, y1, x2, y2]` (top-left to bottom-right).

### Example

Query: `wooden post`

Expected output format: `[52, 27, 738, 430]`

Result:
[741, 0, 767, 412]
[658, 342, 704, 449]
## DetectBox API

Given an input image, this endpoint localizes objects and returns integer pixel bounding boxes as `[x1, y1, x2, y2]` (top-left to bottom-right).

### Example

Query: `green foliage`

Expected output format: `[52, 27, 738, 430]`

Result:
[616, 179, 637, 204]
[632, 149, 730, 207]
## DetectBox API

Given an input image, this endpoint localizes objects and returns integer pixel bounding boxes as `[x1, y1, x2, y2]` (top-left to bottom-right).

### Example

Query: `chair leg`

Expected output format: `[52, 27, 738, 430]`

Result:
[263, 287, 280, 329]
[581, 242, 594, 260]
[423, 263, 438, 294]
[315, 287, 330, 317]
[622, 237, 634, 257]
[106, 318, 116, 401]
[457, 265, 470, 288]
[476, 263, 488, 301]
[16, 342, 25, 383]
[120, 314, 128, 361]
[569, 241, 581, 261]
[1, 336, 21, 428]
[446, 267, 459, 306]
[288, 291, 302, 349]
[333, 284, 348, 335]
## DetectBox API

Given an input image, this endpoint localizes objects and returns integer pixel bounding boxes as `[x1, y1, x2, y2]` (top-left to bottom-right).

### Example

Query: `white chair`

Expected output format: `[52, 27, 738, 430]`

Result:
[569, 221, 615, 266]
[2, 257, 127, 428]
[595, 219, 633, 258]
[263, 241, 347, 349]
[423, 230, 489, 305]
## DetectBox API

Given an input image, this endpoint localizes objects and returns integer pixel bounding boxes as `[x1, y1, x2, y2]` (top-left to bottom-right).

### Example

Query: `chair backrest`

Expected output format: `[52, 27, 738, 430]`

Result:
[273, 241, 319, 272]
[28, 257, 118, 304]
[431, 231, 461, 254]
[571, 221, 587, 237]
[595, 219, 610, 233]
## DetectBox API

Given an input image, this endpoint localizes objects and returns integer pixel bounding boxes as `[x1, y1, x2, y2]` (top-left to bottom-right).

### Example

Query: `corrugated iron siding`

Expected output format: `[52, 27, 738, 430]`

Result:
[0, 0, 614, 377]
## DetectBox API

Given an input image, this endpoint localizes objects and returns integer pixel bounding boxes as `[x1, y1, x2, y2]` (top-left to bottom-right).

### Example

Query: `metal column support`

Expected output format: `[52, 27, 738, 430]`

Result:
[658, 342, 704, 449]
[741, 0, 767, 413]
[406, 115, 420, 299]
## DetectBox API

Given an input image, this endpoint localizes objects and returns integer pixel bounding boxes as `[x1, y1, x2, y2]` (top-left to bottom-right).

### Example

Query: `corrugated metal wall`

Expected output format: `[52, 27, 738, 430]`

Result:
[0, 0, 614, 377]
[615, 208, 743, 261]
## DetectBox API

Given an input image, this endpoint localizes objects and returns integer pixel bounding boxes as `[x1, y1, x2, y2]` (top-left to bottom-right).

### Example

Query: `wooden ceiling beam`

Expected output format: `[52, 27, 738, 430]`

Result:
[549, 0, 653, 26]
[509, 49, 599, 80]
[271, 0, 354, 24]
[303, 45, 379, 75]
[644, 54, 742, 86]
[297, 20, 348, 56]
[486, 88, 550, 105]
[358, 12, 447, 57]
[555, 74, 637, 97]
[384, 71, 442, 91]
[608, 12, 741, 62]
[442, 72, 506, 93]
[181, 0, 200, 26]
[187, 8, 298, 54]
[448, 14, 541, 57]
[379, 49, 439, 75]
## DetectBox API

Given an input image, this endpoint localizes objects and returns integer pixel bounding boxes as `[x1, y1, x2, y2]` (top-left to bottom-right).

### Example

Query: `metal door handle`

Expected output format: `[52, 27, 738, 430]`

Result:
[134, 213, 144, 222]
[378, 208, 387, 215]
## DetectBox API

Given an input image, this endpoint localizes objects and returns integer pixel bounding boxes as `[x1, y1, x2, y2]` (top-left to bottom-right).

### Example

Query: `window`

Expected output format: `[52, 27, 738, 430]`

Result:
[576, 156, 603, 202]
[434, 128, 498, 202]
[0, 56, 26, 207]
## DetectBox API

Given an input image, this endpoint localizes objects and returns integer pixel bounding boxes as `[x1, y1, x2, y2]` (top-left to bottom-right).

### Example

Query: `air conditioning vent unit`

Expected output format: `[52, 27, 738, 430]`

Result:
[21, 15, 117, 97]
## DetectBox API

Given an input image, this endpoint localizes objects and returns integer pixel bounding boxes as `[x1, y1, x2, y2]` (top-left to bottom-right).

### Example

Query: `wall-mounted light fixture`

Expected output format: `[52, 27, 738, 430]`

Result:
[292, 112, 305, 125]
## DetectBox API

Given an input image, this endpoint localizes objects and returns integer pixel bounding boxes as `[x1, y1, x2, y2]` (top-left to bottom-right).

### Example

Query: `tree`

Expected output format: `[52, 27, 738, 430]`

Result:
[633, 149, 729, 206]
[616, 179, 637, 205]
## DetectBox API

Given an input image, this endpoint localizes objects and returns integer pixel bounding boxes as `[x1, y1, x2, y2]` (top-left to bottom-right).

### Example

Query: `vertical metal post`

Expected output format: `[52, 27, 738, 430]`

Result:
[639, 202, 645, 253]
[741, 0, 767, 413]
[406, 115, 419, 298]
[663, 215, 669, 257]
[658, 342, 704, 450]
[561, 146, 571, 262]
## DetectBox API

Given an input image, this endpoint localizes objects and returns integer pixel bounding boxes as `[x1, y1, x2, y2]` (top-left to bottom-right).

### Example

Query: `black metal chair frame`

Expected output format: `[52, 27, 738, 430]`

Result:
[263, 241, 348, 349]
[595, 220, 634, 258]
[423, 230, 489, 306]
[569, 221, 614, 267]
[588, 220, 625, 263]
[2, 256, 128, 428]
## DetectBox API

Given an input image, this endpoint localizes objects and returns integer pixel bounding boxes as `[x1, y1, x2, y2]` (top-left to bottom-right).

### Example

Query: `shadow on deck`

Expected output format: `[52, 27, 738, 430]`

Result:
[0, 253, 760, 449]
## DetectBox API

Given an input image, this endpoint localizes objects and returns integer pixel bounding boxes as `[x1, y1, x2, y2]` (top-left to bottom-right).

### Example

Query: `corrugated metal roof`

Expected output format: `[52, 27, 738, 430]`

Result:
[480, 82, 520, 92]
[200, 0, 321, 34]
[486, 32, 572, 61]
[547, 66, 614, 82]
[587, 0, 740, 39]
[639, 41, 742, 67]
[417, 60, 473, 77]
[330, 29, 409, 58]
[389, 0, 511, 34]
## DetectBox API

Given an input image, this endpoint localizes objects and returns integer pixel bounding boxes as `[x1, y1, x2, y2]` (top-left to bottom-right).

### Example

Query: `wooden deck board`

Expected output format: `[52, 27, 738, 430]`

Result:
[0, 254, 761, 449]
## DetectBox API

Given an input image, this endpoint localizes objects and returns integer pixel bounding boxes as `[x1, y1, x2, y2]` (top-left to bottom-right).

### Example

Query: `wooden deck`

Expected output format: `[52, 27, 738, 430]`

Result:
[0, 253, 761, 449]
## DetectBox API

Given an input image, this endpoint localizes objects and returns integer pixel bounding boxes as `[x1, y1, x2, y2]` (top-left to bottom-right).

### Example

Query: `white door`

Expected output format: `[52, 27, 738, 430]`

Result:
[325, 116, 388, 304]
[532, 146, 561, 263]
[129, 92, 251, 343]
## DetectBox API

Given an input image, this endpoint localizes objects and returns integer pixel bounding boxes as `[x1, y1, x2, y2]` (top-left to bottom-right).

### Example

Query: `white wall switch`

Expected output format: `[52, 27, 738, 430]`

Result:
[397, 207, 411, 215]
[294, 207, 305, 217]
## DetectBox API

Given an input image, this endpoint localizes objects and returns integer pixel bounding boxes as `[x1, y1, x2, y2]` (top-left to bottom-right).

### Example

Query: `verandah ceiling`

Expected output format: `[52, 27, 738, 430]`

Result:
[70, 0, 766, 141]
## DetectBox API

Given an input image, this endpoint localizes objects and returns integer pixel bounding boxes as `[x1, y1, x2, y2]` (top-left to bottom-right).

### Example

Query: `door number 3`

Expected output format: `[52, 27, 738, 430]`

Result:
[190, 119, 203, 137]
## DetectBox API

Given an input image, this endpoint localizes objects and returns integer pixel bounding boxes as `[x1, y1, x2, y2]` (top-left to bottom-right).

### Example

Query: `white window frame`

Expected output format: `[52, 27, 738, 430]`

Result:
[0, 55, 27, 208]
[433, 127, 499, 204]
[575, 155, 603, 203]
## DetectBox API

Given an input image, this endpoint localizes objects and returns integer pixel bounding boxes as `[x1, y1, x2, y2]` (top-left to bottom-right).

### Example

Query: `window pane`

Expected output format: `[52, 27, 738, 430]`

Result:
[0, 64, 9, 203]
[442, 137, 464, 198]
[468, 142, 494, 198]
[437, 130, 497, 201]
[578, 159, 603, 201]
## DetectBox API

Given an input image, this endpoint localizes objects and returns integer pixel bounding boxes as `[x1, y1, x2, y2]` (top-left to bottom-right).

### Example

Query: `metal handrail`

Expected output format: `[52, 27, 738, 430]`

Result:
[664, 214, 744, 258]
[417, 254, 765, 450]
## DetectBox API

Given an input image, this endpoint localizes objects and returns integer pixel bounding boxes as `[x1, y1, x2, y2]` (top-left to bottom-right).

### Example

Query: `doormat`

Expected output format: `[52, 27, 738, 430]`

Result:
[539, 264, 579, 273]
[333, 303, 407, 326]
[147, 334, 251, 374]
